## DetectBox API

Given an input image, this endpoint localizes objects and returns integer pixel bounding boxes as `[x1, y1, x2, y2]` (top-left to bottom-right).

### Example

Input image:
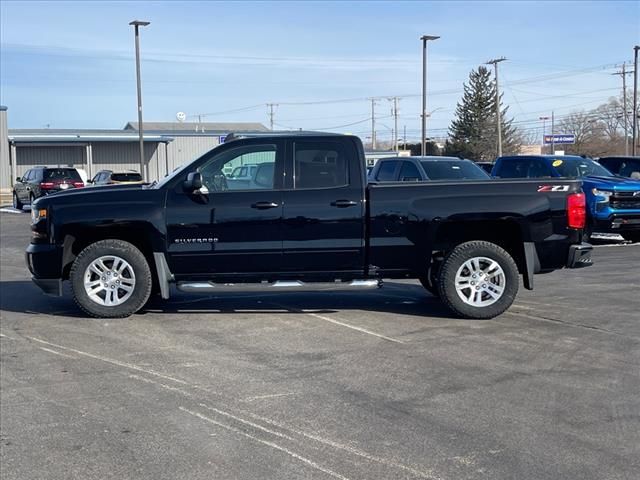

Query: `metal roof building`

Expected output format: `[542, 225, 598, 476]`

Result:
[0, 113, 268, 190]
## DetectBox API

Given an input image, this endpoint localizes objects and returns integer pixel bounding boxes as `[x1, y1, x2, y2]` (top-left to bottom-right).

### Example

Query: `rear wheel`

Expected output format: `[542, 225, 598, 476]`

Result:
[12, 191, 23, 210]
[437, 241, 519, 319]
[70, 239, 152, 318]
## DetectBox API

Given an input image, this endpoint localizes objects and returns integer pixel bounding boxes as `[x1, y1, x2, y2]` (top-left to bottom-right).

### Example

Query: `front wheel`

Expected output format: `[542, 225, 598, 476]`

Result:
[70, 239, 152, 318]
[437, 241, 519, 319]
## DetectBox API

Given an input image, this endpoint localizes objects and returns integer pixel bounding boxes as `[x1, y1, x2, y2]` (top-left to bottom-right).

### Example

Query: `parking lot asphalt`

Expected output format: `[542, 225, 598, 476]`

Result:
[1, 210, 639, 480]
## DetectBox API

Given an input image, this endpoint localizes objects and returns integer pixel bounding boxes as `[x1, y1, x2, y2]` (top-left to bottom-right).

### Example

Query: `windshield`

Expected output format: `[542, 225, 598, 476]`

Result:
[551, 157, 613, 178]
[420, 160, 490, 180]
[153, 144, 225, 189]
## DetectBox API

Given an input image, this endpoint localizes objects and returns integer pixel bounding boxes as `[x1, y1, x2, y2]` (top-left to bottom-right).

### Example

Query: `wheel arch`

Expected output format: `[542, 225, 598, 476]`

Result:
[431, 219, 531, 287]
[60, 222, 161, 282]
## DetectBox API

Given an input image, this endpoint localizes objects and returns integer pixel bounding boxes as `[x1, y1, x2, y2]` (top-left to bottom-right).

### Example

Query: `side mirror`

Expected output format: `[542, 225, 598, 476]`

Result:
[16, 177, 21, 182]
[183, 172, 203, 192]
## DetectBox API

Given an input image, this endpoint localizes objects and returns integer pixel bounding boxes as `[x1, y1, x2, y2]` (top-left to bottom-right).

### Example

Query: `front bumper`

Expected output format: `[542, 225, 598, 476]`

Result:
[567, 242, 593, 269]
[32, 277, 63, 296]
[593, 213, 640, 233]
[25, 243, 64, 296]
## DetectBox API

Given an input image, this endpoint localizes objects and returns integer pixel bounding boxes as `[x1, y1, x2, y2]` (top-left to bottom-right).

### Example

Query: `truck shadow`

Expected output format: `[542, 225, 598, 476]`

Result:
[0, 280, 458, 320]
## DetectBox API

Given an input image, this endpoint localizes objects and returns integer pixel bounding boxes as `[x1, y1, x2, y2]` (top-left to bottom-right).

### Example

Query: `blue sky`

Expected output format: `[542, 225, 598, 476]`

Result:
[1, 0, 638, 142]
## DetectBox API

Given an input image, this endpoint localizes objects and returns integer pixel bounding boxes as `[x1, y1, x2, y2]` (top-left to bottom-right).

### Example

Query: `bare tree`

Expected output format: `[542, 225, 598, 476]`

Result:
[558, 111, 599, 154]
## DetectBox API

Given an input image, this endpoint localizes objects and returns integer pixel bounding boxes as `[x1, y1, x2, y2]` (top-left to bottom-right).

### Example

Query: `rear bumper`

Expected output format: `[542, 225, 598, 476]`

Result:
[566, 242, 593, 269]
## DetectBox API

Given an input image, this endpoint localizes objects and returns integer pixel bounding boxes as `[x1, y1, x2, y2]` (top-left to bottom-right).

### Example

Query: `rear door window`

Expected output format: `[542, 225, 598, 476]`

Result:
[375, 160, 400, 181]
[293, 142, 348, 189]
[398, 161, 421, 181]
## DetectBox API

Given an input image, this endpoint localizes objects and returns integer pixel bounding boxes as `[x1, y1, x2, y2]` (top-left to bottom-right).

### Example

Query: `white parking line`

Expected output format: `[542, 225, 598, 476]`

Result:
[179, 406, 353, 480]
[242, 392, 298, 402]
[306, 312, 406, 344]
[25, 335, 189, 385]
[199, 402, 294, 441]
[37, 346, 77, 359]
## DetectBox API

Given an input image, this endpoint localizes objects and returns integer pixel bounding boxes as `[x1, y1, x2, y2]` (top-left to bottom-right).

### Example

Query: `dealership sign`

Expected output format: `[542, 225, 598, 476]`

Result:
[544, 134, 575, 145]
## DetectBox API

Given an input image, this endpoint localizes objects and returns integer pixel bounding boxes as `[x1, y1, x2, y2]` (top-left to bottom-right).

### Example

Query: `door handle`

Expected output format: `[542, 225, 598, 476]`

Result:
[331, 199, 358, 208]
[251, 201, 279, 209]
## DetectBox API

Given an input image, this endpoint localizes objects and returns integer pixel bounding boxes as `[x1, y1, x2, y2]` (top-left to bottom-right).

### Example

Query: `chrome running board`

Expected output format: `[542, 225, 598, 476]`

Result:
[176, 279, 382, 293]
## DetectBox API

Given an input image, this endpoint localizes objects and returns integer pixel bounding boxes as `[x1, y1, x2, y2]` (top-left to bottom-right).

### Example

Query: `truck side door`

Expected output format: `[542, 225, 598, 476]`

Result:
[281, 138, 366, 275]
[165, 140, 285, 276]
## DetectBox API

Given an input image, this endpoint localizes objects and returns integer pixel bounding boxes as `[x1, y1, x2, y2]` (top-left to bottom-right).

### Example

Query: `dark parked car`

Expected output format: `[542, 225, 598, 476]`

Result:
[13, 167, 84, 209]
[90, 170, 143, 186]
[475, 162, 495, 174]
[27, 132, 591, 320]
[597, 156, 640, 179]
[369, 156, 490, 182]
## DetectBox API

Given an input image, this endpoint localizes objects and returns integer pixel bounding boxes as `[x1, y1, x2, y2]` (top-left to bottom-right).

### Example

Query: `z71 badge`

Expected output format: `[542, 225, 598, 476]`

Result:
[537, 185, 570, 192]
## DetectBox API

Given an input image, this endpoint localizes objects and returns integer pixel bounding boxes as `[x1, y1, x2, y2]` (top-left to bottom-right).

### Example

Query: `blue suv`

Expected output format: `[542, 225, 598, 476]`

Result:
[492, 155, 640, 242]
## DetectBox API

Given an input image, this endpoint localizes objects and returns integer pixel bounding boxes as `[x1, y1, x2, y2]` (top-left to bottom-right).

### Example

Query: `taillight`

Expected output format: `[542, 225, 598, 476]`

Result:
[73, 181, 84, 188]
[567, 193, 586, 229]
[40, 182, 55, 189]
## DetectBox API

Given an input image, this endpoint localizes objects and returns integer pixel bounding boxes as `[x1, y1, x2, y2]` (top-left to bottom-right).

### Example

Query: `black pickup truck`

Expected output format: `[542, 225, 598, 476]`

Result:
[26, 132, 592, 319]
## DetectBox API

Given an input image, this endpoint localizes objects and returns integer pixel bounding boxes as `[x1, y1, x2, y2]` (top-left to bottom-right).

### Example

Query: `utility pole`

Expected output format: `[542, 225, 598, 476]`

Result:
[612, 64, 633, 155]
[266, 103, 278, 131]
[486, 57, 507, 157]
[370, 98, 377, 150]
[389, 97, 400, 153]
[539, 116, 550, 154]
[421, 35, 440, 157]
[633, 46, 640, 156]
[403, 125, 406, 151]
[129, 20, 150, 181]
[551, 111, 555, 155]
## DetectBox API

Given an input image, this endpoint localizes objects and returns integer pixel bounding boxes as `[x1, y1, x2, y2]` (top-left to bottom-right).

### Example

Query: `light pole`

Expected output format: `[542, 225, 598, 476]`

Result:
[129, 20, 150, 181]
[539, 116, 550, 154]
[421, 35, 440, 157]
[486, 57, 507, 157]
[633, 45, 639, 156]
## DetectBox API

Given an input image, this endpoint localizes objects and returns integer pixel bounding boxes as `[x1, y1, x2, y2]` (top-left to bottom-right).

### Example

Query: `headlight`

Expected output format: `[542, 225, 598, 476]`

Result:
[592, 188, 612, 203]
[31, 208, 47, 223]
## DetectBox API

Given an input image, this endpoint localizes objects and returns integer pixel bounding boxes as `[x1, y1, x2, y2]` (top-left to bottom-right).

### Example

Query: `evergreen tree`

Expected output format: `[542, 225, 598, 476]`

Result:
[446, 66, 521, 160]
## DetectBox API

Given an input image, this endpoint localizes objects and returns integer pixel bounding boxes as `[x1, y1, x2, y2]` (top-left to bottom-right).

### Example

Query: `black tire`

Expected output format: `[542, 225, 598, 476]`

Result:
[622, 232, 640, 243]
[12, 191, 23, 210]
[437, 241, 519, 319]
[70, 239, 152, 318]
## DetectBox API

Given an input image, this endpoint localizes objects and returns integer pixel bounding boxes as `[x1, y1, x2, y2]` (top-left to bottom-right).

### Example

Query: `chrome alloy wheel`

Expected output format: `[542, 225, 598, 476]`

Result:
[83, 255, 136, 306]
[454, 256, 506, 307]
